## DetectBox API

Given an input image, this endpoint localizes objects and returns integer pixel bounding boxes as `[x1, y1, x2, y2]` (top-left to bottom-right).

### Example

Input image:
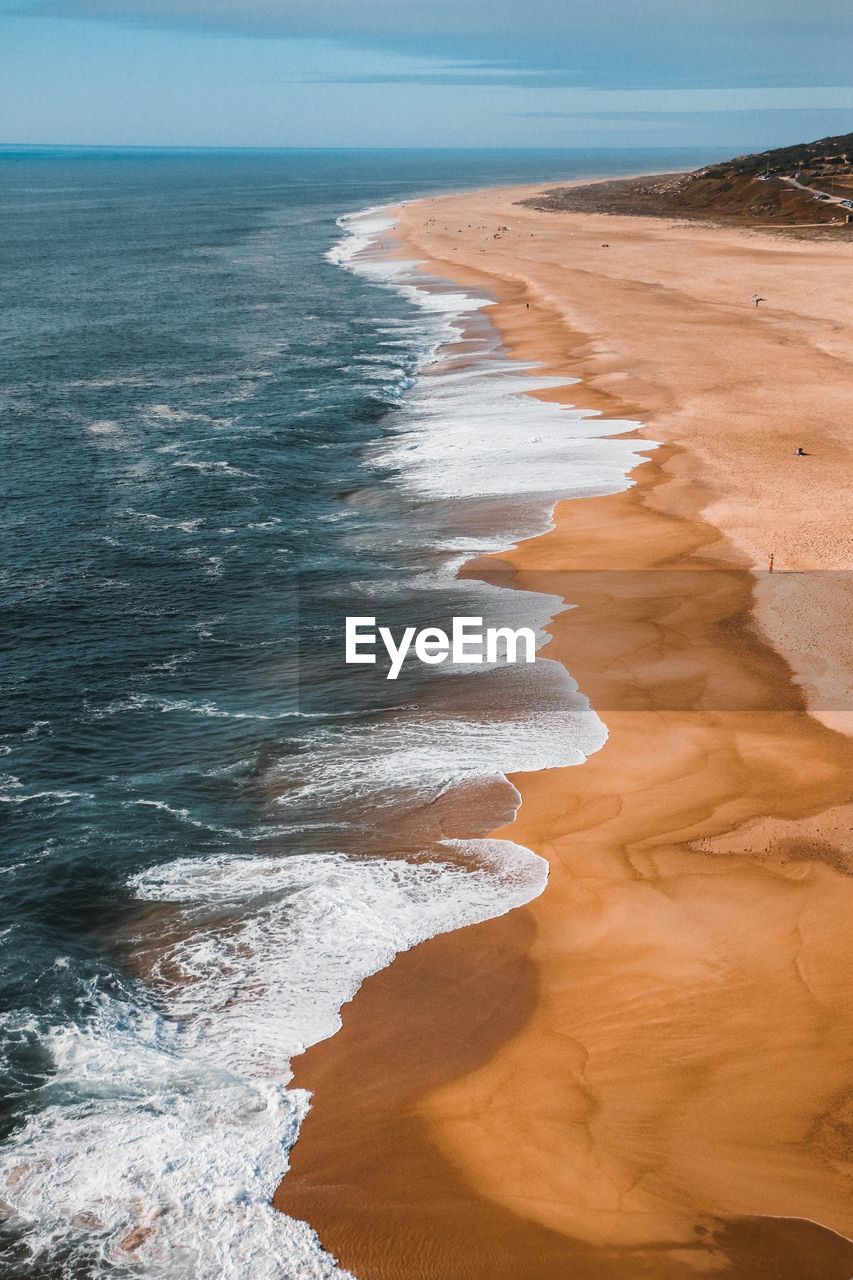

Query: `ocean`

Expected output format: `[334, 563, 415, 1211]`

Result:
[0, 146, 714, 1278]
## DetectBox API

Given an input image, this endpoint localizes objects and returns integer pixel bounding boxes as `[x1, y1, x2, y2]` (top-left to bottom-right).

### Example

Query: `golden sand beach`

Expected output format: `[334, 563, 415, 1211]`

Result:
[277, 182, 853, 1277]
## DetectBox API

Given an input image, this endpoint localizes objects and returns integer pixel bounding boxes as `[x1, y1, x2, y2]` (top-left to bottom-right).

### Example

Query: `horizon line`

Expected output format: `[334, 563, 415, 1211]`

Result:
[0, 141, 728, 155]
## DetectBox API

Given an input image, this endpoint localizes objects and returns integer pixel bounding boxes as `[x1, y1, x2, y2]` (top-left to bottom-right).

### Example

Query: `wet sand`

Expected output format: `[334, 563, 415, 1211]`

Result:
[276, 184, 853, 1276]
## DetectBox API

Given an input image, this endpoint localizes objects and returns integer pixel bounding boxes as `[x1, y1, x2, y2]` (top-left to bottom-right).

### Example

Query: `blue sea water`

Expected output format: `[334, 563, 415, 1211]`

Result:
[0, 147, 715, 1277]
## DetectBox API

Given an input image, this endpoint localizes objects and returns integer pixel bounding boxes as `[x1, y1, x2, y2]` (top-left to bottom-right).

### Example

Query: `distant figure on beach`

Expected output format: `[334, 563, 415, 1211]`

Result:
[768, 551, 775, 572]
[752, 293, 766, 308]
[796, 446, 808, 456]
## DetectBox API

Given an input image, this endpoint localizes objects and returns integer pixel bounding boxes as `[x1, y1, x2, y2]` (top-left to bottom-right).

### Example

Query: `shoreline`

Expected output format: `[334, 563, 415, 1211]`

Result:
[278, 180, 853, 1276]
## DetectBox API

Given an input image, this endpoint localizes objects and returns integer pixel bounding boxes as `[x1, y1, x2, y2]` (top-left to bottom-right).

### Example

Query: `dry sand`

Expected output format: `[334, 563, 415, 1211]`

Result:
[277, 185, 853, 1277]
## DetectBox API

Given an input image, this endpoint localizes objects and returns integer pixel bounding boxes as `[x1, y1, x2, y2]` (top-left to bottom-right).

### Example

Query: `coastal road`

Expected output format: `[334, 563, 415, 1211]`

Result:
[779, 173, 853, 211]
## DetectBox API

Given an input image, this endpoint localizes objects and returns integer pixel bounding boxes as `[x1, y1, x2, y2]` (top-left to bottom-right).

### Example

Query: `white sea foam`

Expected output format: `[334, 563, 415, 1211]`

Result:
[324, 205, 398, 267]
[329, 203, 651, 542]
[172, 459, 256, 478]
[0, 843, 545, 1278]
[372, 362, 645, 505]
[277, 663, 603, 808]
[145, 403, 195, 422]
[88, 693, 295, 722]
[130, 798, 247, 839]
[0, 785, 90, 806]
[132, 512, 204, 533]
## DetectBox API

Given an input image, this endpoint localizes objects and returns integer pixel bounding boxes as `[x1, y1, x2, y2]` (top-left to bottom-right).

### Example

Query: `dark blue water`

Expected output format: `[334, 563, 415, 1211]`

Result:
[0, 147, 717, 1277]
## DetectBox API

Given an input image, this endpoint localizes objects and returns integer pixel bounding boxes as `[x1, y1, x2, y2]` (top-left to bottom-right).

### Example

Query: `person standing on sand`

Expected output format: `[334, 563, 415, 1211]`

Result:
[752, 293, 766, 308]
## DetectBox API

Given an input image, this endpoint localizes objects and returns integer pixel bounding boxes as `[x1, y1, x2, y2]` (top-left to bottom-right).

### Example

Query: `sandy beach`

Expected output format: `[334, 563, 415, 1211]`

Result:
[277, 182, 853, 1277]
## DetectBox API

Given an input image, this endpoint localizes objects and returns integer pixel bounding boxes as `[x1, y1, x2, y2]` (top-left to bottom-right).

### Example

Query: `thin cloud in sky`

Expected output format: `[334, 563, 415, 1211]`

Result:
[514, 108, 853, 121]
[14, 0, 853, 88]
[2, 0, 852, 147]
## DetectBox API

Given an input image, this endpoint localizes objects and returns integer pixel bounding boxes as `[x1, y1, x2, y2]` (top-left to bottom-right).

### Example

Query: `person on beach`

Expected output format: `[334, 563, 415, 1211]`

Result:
[752, 293, 766, 308]
[796, 446, 808, 456]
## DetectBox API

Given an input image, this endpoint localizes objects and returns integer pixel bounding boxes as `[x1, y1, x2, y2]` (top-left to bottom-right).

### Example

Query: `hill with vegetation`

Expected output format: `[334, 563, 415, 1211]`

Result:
[524, 132, 853, 232]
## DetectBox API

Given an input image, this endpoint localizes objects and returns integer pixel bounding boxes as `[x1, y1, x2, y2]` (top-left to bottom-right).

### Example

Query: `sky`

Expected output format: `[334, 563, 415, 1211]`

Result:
[1, 0, 852, 149]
